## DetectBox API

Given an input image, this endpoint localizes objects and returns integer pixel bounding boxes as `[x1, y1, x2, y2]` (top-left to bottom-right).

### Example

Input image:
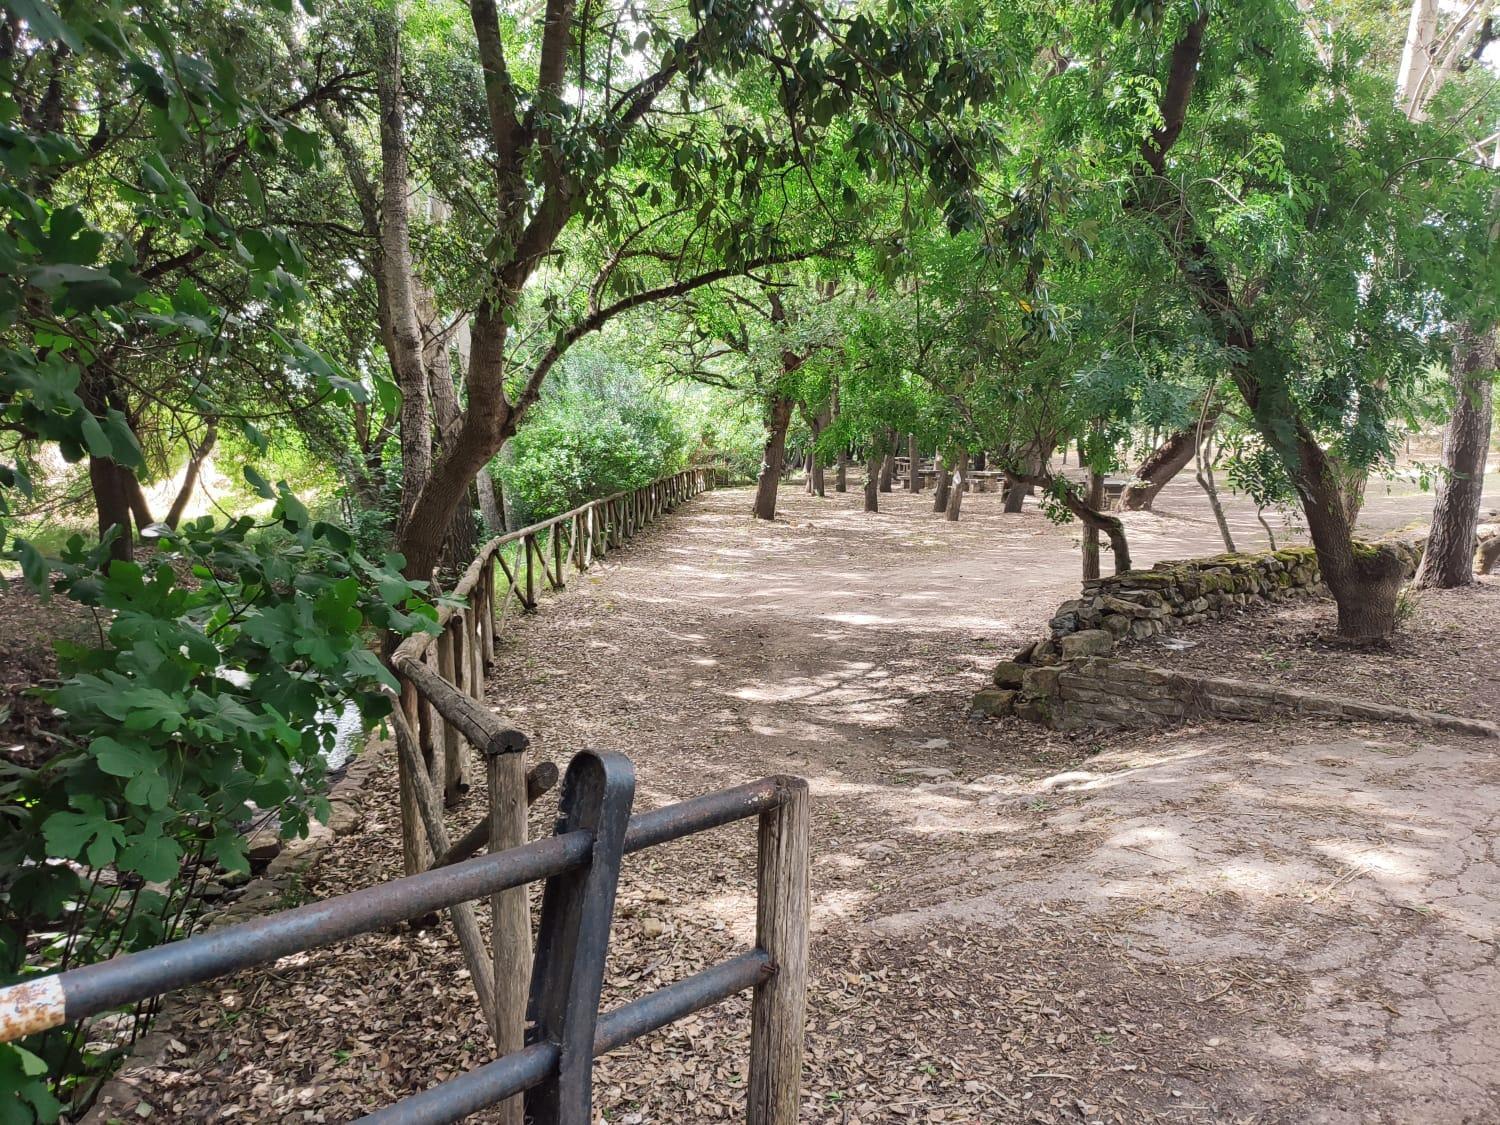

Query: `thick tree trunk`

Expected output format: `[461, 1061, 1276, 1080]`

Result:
[1134, 10, 1403, 640]
[165, 423, 216, 528]
[1002, 472, 1026, 513]
[1083, 466, 1104, 580]
[1120, 419, 1211, 511]
[835, 449, 848, 492]
[931, 451, 949, 513]
[124, 471, 153, 536]
[944, 451, 968, 521]
[89, 457, 134, 563]
[476, 466, 503, 535]
[1416, 323, 1495, 589]
[878, 447, 895, 492]
[753, 395, 794, 521]
[863, 455, 880, 512]
[905, 434, 918, 491]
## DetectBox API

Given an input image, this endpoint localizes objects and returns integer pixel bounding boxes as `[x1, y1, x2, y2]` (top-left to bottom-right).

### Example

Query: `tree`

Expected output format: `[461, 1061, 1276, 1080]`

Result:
[1395, 0, 1499, 588]
[1068, 2, 1493, 638]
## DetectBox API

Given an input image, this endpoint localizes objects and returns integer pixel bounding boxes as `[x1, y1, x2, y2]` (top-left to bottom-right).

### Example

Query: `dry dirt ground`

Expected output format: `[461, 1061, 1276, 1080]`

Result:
[109, 478, 1499, 1124]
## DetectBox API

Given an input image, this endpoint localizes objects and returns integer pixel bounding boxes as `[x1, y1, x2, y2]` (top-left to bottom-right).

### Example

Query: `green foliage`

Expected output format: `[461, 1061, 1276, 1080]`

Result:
[0, 487, 433, 1119]
[498, 352, 692, 526]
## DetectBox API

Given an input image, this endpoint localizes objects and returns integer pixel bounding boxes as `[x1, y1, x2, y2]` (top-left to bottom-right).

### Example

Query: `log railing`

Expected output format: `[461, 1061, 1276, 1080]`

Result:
[385, 465, 716, 1119]
[0, 752, 810, 1125]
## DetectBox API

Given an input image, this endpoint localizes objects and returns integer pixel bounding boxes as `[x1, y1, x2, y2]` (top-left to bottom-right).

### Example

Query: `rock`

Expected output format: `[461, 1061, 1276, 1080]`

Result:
[327, 800, 363, 837]
[857, 840, 899, 861]
[1059, 629, 1113, 659]
[992, 660, 1027, 688]
[918, 737, 952, 750]
[970, 688, 1017, 717]
[640, 917, 667, 939]
[1012, 641, 1037, 664]
[1101, 614, 1131, 638]
[1021, 665, 1062, 697]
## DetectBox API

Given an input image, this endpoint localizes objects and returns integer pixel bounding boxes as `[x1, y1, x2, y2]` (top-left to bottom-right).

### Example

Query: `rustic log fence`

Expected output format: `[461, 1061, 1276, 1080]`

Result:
[0, 463, 811, 1122]
[0, 751, 810, 1125]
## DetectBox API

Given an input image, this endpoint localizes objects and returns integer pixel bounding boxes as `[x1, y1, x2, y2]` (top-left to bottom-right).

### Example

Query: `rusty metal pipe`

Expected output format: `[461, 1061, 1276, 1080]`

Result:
[0, 776, 795, 1044]
[356, 951, 772, 1125]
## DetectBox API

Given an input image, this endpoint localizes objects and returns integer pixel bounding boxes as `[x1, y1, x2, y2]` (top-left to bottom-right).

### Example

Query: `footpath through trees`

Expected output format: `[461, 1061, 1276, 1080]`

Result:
[82, 478, 1500, 1124]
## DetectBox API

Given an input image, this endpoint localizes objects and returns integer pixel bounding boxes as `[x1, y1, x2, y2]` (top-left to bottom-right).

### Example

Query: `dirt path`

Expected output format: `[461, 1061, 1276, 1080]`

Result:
[119, 479, 1500, 1124]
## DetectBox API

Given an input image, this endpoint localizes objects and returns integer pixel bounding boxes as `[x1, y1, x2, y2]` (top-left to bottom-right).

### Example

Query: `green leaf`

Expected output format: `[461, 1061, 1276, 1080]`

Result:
[16, 539, 49, 594]
[243, 465, 276, 499]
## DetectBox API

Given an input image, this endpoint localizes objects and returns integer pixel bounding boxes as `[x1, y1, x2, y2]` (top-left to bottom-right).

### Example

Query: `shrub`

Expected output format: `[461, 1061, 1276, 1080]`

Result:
[0, 473, 434, 1120]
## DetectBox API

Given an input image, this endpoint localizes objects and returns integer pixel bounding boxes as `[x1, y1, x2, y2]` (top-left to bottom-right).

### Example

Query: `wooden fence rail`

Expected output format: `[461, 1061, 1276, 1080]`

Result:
[0, 752, 810, 1125]
[385, 465, 719, 1121]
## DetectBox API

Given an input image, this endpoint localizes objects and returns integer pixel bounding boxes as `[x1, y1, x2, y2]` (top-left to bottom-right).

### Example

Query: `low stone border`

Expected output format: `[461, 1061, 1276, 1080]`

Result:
[973, 657, 1499, 740]
[81, 734, 391, 1123]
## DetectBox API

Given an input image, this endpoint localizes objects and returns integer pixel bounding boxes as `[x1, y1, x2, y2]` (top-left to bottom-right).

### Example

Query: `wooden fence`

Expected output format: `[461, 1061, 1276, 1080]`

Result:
[383, 465, 729, 1118]
[0, 751, 810, 1125]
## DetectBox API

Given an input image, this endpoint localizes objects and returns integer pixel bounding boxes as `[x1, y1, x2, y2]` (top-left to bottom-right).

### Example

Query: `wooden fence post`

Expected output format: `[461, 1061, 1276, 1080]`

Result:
[525, 533, 537, 611]
[481, 558, 496, 666]
[748, 779, 810, 1125]
[487, 744, 531, 1125]
[436, 625, 464, 807]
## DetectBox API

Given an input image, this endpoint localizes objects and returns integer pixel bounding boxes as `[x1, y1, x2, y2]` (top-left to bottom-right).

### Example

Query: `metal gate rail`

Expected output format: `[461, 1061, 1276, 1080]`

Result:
[0, 753, 810, 1125]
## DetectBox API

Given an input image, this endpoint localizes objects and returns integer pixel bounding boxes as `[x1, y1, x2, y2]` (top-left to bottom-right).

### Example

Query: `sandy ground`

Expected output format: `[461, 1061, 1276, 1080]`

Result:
[110, 477, 1500, 1124]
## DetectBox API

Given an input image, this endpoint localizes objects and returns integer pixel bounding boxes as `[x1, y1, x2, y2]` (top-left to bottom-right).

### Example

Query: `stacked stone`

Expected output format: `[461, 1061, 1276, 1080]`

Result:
[971, 538, 1425, 722]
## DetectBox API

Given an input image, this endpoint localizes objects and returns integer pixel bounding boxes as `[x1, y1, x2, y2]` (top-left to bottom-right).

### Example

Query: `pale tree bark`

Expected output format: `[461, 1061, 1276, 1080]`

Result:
[1417, 324, 1496, 587]
[375, 19, 431, 535]
[944, 450, 968, 521]
[1399, 0, 1498, 587]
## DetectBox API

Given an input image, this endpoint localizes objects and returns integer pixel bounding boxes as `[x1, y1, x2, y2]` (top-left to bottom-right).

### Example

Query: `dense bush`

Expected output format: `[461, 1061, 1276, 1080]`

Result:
[0, 476, 433, 1120]
[497, 353, 691, 527]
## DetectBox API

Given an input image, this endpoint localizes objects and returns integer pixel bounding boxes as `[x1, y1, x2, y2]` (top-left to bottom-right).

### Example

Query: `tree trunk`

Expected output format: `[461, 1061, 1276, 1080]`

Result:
[122, 470, 153, 537]
[376, 17, 433, 547]
[835, 449, 848, 492]
[1120, 419, 1211, 511]
[1134, 9, 1402, 640]
[165, 423, 216, 528]
[944, 451, 968, 521]
[1416, 323, 1495, 588]
[905, 433, 918, 491]
[1082, 465, 1104, 580]
[863, 455, 880, 512]
[1196, 429, 1236, 553]
[89, 457, 134, 563]
[973, 450, 986, 472]
[476, 466, 503, 535]
[931, 451, 949, 512]
[753, 395, 794, 521]
[809, 450, 825, 497]
[878, 447, 895, 492]
[1002, 472, 1026, 513]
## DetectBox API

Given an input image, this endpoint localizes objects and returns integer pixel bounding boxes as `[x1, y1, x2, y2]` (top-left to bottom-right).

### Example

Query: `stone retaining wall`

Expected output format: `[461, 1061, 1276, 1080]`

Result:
[973, 658, 1498, 740]
[1010, 538, 1423, 668]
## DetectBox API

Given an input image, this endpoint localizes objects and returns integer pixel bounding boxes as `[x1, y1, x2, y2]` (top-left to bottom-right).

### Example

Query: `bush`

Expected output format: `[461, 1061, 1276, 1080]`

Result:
[0, 475, 434, 1121]
[498, 352, 690, 526]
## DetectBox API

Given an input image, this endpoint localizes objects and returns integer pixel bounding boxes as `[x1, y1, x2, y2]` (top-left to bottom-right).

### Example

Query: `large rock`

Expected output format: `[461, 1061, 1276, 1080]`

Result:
[1060, 629, 1113, 659]
[971, 688, 1018, 717]
[992, 661, 1028, 688]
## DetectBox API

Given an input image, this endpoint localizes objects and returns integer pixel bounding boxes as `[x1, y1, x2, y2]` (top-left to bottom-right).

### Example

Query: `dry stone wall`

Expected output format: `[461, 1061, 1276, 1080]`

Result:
[972, 658, 1497, 740]
[972, 538, 1447, 736]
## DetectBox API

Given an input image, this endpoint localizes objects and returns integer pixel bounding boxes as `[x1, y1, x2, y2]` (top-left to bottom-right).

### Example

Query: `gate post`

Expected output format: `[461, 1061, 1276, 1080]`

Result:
[524, 751, 635, 1124]
[747, 778, 810, 1125]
